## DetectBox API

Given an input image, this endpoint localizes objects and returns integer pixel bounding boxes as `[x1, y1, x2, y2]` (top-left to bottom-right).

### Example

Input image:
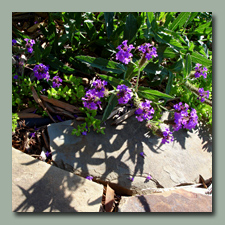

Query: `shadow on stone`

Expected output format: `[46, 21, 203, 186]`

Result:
[12, 148, 103, 212]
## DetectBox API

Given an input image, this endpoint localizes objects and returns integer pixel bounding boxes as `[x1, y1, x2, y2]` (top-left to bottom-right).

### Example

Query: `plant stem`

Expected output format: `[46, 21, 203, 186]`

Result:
[135, 68, 141, 92]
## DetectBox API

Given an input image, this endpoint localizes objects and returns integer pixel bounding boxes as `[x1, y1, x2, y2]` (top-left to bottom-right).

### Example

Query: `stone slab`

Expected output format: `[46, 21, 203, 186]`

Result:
[48, 113, 212, 195]
[118, 189, 212, 212]
[12, 147, 103, 212]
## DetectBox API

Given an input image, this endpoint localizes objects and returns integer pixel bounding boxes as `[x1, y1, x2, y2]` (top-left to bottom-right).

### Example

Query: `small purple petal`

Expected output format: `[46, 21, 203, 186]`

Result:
[86, 176, 93, 181]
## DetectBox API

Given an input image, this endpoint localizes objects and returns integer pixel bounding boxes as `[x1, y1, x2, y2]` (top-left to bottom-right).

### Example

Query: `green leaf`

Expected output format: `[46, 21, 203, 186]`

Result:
[104, 12, 114, 39]
[165, 70, 174, 95]
[184, 53, 192, 77]
[44, 55, 76, 74]
[124, 63, 138, 81]
[124, 13, 138, 42]
[147, 12, 157, 31]
[101, 94, 118, 122]
[42, 46, 52, 58]
[167, 59, 183, 72]
[98, 74, 131, 88]
[163, 47, 179, 59]
[75, 55, 125, 74]
[191, 51, 212, 67]
[169, 12, 191, 31]
[12, 26, 30, 39]
[194, 21, 212, 34]
[33, 43, 42, 63]
[137, 86, 173, 101]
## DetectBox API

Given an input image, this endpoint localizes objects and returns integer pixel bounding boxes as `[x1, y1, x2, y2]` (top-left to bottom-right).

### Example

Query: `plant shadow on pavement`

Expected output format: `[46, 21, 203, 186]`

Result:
[13, 113, 212, 212]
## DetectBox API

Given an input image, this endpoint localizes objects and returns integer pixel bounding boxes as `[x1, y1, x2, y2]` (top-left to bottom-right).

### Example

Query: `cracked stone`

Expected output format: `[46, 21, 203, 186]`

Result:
[47, 113, 212, 195]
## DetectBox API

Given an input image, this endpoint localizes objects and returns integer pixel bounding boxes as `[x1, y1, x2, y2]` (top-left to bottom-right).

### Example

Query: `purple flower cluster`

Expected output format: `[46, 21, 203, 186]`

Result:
[173, 102, 198, 131]
[13, 74, 19, 79]
[33, 63, 50, 81]
[24, 38, 35, 53]
[135, 100, 155, 122]
[116, 84, 133, 104]
[92, 79, 108, 98]
[197, 88, 210, 103]
[161, 128, 174, 144]
[82, 79, 107, 110]
[138, 43, 158, 60]
[52, 75, 63, 88]
[116, 40, 135, 64]
[12, 39, 17, 46]
[194, 63, 208, 79]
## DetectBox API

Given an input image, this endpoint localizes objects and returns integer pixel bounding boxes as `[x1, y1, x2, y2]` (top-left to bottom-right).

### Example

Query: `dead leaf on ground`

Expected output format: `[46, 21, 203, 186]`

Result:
[17, 112, 42, 119]
[40, 95, 80, 114]
[105, 184, 115, 212]
[31, 86, 56, 123]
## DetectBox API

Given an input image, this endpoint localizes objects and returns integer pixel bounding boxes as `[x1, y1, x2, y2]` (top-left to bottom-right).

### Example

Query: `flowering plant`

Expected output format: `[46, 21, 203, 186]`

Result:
[12, 12, 212, 145]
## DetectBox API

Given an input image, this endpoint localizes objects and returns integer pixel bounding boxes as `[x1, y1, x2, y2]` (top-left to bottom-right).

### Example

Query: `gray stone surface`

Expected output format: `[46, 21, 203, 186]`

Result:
[118, 188, 212, 212]
[48, 113, 212, 195]
[12, 147, 103, 212]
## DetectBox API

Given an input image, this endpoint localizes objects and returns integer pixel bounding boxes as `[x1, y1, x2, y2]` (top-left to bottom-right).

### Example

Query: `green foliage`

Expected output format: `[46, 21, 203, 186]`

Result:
[12, 11, 212, 141]
[12, 113, 19, 132]
[71, 108, 105, 136]
[47, 75, 85, 104]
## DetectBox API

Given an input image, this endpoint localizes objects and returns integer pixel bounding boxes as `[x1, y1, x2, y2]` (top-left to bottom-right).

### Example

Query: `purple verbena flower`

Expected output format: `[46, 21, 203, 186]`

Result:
[173, 102, 198, 131]
[24, 38, 35, 53]
[161, 128, 174, 144]
[116, 40, 135, 64]
[135, 99, 155, 122]
[116, 84, 133, 104]
[52, 75, 63, 88]
[86, 176, 93, 181]
[92, 79, 108, 98]
[197, 87, 210, 103]
[82, 89, 101, 110]
[13, 74, 18, 79]
[194, 63, 208, 79]
[33, 63, 50, 80]
[12, 39, 17, 46]
[82, 131, 87, 135]
[138, 43, 158, 60]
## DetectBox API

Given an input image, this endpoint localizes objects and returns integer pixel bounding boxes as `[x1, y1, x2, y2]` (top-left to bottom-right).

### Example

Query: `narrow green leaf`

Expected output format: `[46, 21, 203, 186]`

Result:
[195, 21, 212, 34]
[167, 59, 183, 72]
[163, 47, 178, 59]
[124, 13, 138, 42]
[184, 53, 192, 77]
[169, 12, 191, 31]
[165, 70, 174, 95]
[191, 51, 212, 67]
[138, 86, 173, 100]
[164, 12, 176, 28]
[33, 43, 42, 63]
[44, 55, 76, 74]
[42, 46, 52, 58]
[98, 74, 131, 88]
[75, 55, 125, 74]
[101, 94, 118, 122]
[124, 63, 138, 81]
[147, 12, 157, 31]
[104, 12, 114, 39]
